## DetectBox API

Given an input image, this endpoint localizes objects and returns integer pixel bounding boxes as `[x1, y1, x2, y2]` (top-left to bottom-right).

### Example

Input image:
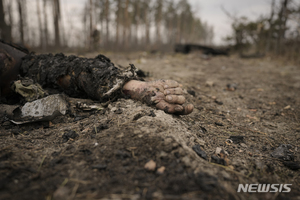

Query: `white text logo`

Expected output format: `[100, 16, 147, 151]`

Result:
[237, 184, 292, 193]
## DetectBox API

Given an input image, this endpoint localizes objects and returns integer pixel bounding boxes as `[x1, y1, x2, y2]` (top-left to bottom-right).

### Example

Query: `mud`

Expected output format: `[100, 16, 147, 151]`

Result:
[0, 52, 300, 200]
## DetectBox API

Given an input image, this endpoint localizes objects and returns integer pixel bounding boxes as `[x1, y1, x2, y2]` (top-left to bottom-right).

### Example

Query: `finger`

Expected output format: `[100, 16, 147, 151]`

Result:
[150, 91, 165, 103]
[163, 80, 179, 89]
[164, 88, 183, 95]
[175, 104, 194, 115]
[165, 95, 186, 104]
[156, 100, 184, 113]
[156, 101, 194, 115]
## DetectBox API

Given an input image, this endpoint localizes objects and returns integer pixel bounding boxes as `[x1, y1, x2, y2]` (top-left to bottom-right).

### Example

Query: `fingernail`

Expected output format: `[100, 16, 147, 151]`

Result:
[175, 107, 182, 111]
[164, 85, 168, 89]
[167, 96, 172, 101]
[166, 90, 170, 94]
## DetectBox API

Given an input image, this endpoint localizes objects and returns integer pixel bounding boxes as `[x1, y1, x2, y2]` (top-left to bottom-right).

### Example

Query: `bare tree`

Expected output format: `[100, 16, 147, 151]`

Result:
[265, 0, 275, 52]
[140, 0, 150, 47]
[43, 0, 49, 48]
[105, 0, 110, 48]
[123, 0, 129, 49]
[82, 2, 88, 48]
[276, 0, 290, 54]
[17, 0, 25, 44]
[89, 0, 93, 49]
[164, 1, 177, 44]
[76, 0, 212, 51]
[0, 0, 12, 41]
[53, 0, 61, 47]
[127, 0, 132, 47]
[37, 0, 43, 47]
[115, 0, 121, 49]
[132, 0, 140, 45]
[6, 0, 13, 37]
[154, 0, 163, 45]
[176, 5, 181, 43]
[2, 0, 212, 51]
[96, 0, 105, 40]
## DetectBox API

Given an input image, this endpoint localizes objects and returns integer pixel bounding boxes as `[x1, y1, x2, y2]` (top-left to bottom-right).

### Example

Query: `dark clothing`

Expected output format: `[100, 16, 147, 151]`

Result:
[20, 53, 137, 102]
[0, 40, 138, 103]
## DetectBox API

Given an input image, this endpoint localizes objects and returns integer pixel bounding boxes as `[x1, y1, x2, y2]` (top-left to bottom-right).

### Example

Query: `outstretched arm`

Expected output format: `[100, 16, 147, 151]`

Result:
[0, 41, 193, 115]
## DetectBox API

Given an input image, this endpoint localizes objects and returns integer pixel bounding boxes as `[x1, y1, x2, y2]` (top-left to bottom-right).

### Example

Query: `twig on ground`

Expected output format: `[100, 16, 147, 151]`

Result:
[38, 155, 47, 171]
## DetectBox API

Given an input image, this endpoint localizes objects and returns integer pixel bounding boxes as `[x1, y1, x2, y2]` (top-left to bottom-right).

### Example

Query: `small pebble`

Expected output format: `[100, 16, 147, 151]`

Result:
[144, 160, 156, 171]
[240, 143, 247, 148]
[215, 147, 222, 155]
[205, 81, 215, 87]
[110, 107, 117, 112]
[157, 166, 166, 174]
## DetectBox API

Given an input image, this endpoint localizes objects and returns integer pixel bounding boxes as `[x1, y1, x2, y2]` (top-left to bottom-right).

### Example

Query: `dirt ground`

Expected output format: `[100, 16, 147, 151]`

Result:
[0, 51, 300, 200]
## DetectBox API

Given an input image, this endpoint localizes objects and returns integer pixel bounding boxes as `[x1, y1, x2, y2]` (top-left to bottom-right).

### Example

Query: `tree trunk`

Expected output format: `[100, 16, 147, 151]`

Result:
[59, 3, 66, 47]
[115, 0, 121, 50]
[145, 9, 150, 47]
[98, 1, 103, 47]
[89, 0, 93, 50]
[83, 2, 88, 48]
[167, 22, 172, 44]
[36, 0, 43, 48]
[276, 0, 289, 54]
[43, 0, 49, 48]
[135, 0, 140, 45]
[155, 0, 162, 46]
[265, 0, 275, 53]
[105, 0, 110, 48]
[17, 0, 25, 44]
[123, 0, 129, 49]
[127, 0, 132, 48]
[53, 0, 61, 47]
[6, 0, 13, 39]
[176, 14, 181, 43]
[0, 0, 12, 41]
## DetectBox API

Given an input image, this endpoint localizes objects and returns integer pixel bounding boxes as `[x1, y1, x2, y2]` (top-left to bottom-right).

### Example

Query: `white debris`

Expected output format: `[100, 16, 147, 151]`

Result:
[144, 160, 156, 171]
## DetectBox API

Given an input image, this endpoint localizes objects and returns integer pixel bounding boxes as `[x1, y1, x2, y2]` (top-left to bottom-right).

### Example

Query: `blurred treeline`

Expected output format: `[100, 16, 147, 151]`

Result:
[225, 0, 300, 63]
[0, 0, 214, 52]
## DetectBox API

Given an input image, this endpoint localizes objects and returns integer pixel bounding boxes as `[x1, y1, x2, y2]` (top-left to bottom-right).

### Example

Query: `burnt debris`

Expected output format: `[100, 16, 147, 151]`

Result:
[20, 53, 128, 101]
[174, 44, 229, 56]
[0, 40, 138, 104]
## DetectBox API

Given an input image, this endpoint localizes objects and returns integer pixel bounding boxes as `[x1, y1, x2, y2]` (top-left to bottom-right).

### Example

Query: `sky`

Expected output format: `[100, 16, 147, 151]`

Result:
[190, 0, 272, 44]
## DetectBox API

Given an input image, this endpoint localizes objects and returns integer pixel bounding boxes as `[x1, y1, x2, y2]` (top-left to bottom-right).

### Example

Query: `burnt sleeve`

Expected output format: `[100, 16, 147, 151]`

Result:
[20, 53, 138, 102]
